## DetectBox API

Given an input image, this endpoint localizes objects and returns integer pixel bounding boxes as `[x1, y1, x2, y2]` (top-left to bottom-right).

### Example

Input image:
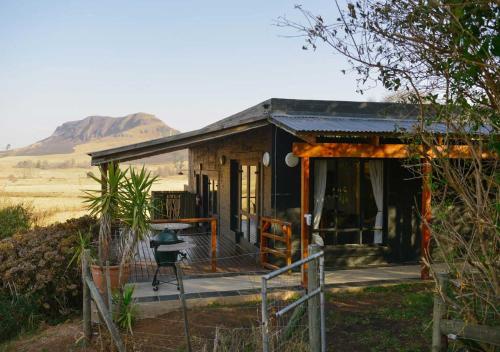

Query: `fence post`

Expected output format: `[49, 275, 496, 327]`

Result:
[319, 254, 326, 352]
[82, 249, 92, 343]
[261, 276, 269, 352]
[432, 273, 448, 352]
[308, 244, 321, 352]
[211, 218, 217, 272]
[177, 263, 193, 352]
[105, 260, 113, 319]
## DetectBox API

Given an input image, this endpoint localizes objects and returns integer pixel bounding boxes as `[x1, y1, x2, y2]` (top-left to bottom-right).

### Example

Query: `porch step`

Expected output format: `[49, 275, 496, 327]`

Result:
[323, 245, 390, 268]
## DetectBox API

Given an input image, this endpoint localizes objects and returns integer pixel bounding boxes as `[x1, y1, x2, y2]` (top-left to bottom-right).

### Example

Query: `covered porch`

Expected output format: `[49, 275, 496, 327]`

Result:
[294, 141, 485, 280]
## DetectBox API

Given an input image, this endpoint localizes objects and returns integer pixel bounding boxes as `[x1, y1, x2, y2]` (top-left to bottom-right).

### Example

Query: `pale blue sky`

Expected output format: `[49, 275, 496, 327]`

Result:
[0, 0, 388, 148]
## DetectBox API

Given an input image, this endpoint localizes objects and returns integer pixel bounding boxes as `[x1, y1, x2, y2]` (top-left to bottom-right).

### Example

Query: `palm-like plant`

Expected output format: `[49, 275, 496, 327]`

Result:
[83, 163, 157, 284]
[113, 284, 137, 334]
[67, 229, 93, 271]
[118, 166, 157, 281]
[83, 163, 126, 266]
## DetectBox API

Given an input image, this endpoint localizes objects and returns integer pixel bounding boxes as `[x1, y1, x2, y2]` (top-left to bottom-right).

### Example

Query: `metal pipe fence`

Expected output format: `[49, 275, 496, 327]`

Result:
[261, 244, 325, 352]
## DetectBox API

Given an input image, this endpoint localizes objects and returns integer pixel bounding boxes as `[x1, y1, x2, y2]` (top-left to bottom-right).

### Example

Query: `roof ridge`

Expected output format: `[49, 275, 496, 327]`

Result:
[270, 113, 420, 122]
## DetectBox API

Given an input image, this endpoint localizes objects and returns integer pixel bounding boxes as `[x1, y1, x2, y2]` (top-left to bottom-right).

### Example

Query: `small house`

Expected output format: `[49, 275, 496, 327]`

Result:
[89, 98, 458, 277]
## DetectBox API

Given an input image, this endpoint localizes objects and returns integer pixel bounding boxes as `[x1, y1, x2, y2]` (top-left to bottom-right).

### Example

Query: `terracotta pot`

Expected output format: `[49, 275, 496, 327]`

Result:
[90, 264, 130, 294]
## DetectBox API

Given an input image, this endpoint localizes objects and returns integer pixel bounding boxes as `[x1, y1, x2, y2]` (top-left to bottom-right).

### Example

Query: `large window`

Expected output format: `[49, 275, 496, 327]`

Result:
[239, 164, 258, 244]
[315, 159, 382, 245]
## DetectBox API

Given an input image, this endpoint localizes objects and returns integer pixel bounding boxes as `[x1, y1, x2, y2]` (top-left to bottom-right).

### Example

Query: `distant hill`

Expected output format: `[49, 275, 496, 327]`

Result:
[11, 113, 179, 156]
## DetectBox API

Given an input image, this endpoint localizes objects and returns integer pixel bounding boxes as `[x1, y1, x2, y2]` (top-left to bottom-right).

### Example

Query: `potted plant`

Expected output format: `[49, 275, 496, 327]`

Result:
[83, 163, 156, 293]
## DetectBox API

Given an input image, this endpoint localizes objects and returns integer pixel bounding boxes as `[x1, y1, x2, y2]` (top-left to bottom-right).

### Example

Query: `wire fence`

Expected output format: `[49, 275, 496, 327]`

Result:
[89, 227, 324, 351]
[261, 245, 325, 352]
[262, 274, 309, 352]
[90, 248, 314, 352]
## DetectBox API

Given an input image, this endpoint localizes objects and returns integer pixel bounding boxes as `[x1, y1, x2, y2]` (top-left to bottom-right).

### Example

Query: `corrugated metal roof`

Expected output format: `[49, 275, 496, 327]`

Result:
[89, 98, 488, 165]
[270, 114, 448, 134]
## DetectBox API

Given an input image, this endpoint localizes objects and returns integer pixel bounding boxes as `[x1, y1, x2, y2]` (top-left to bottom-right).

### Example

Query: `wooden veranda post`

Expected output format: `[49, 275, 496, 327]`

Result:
[210, 217, 217, 272]
[421, 158, 432, 280]
[301, 157, 310, 286]
[100, 163, 108, 195]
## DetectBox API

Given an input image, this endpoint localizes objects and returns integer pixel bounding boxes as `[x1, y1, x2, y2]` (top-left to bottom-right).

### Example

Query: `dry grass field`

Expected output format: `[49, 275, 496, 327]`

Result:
[0, 152, 187, 225]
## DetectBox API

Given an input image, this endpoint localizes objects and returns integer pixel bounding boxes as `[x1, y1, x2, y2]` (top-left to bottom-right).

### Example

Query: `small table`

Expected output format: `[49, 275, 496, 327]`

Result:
[150, 223, 192, 232]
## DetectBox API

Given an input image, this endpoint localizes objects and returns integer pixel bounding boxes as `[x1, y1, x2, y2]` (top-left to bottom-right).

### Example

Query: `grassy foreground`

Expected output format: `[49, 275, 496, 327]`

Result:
[0, 283, 436, 352]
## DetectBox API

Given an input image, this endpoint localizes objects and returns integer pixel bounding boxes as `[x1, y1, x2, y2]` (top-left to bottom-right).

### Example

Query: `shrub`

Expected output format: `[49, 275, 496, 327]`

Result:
[0, 293, 41, 343]
[113, 285, 137, 334]
[0, 203, 34, 239]
[0, 216, 99, 320]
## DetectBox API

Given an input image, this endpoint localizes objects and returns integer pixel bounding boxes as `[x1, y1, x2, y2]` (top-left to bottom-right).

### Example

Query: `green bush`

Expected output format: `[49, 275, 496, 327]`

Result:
[0, 203, 34, 239]
[0, 293, 41, 343]
[0, 216, 98, 321]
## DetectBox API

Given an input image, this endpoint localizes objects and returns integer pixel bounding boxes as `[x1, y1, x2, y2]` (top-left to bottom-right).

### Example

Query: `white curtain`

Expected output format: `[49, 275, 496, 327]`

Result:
[369, 160, 384, 244]
[312, 160, 328, 246]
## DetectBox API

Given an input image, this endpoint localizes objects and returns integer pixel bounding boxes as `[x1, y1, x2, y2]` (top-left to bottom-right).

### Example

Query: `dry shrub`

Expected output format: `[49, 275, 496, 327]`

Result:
[214, 325, 309, 352]
[428, 153, 499, 330]
[0, 215, 99, 316]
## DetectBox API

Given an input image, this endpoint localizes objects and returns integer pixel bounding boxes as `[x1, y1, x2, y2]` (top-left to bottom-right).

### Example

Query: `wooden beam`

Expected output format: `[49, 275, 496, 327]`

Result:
[82, 250, 91, 344]
[440, 319, 500, 346]
[293, 143, 496, 159]
[296, 133, 317, 144]
[301, 157, 310, 286]
[293, 143, 409, 158]
[285, 225, 292, 267]
[421, 158, 432, 280]
[100, 163, 108, 196]
[84, 276, 126, 352]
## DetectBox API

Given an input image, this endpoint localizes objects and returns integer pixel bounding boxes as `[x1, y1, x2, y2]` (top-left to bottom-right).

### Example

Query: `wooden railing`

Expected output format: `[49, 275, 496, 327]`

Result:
[82, 250, 125, 351]
[152, 191, 196, 220]
[432, 273, 500, 351]
[260, 217, 292, 271]
[151, 217, 218, 272]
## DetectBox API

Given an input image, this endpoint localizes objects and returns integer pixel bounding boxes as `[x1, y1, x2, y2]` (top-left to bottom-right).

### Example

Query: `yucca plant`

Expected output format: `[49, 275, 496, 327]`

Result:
[112, 285, 137, 335]
[67, 228, 93, 271]
[118, 166, 157, 282]
[82, 163, 157, 288]
[83, 163, 126, 266]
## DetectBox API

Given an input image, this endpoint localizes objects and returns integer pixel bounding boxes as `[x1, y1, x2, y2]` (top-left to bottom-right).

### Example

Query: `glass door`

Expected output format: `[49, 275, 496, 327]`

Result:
[239, 164, 259, 245]
[315, 159, 381, 245]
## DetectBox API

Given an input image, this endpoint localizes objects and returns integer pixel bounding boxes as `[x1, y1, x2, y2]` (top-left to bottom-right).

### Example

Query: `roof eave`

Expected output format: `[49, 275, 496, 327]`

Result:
[89, 120, 270, 165]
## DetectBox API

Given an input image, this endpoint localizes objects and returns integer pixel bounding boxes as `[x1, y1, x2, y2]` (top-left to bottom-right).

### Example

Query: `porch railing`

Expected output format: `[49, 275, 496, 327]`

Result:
[152, 191, 196, 220]
[260, 217, 292, 270]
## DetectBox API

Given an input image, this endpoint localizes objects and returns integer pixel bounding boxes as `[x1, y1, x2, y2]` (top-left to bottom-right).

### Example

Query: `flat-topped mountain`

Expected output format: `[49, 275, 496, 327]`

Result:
[11, 113, 179, 156]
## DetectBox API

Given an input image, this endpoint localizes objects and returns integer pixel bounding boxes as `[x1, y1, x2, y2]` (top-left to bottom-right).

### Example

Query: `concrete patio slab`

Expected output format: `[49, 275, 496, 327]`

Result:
[131, 264, 422, 303]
